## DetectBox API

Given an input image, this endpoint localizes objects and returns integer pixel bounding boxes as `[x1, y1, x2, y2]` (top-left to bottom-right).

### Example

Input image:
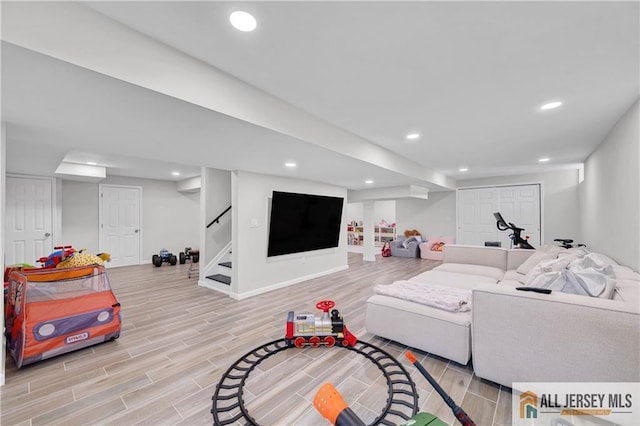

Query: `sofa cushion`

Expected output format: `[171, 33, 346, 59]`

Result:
[366, 295, 472, 364]
[409, 269, 499, 290]
[613, 278, 640, 305]
[374, 280, 471, 312]
[443, 245, 508, 270]
[507, 249, 537, 270]
[498, 279, 522, 287]
[503, 270, 525, 282]
[516, 251, 556, 274]
[613, 265, 640, 281]
[434, 263, 505, 281]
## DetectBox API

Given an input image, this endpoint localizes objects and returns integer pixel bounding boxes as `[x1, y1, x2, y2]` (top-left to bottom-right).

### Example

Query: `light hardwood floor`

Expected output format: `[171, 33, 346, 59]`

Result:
[1, 254, 513, 426]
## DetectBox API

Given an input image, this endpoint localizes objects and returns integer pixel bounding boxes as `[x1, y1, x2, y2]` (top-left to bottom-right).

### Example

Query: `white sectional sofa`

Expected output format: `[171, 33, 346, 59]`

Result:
[365, 244, 640, 388]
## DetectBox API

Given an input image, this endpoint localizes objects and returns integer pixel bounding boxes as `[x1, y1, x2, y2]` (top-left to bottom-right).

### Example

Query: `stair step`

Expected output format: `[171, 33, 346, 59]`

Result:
[218, 261, 232, 268]
[206, 274, 231, 285]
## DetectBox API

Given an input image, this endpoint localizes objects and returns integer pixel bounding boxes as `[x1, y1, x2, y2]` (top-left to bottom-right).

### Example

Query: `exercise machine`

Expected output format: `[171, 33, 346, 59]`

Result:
[493, 212, 535, 249]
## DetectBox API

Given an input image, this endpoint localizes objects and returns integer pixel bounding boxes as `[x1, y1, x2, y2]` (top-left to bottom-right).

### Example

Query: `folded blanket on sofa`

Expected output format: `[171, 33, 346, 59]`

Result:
[374, 280, 472, 312]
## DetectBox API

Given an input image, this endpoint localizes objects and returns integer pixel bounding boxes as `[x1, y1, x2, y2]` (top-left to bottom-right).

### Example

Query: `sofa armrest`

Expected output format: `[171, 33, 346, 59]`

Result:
[392, 236, 407, 248]
[471, 285, 640, 388]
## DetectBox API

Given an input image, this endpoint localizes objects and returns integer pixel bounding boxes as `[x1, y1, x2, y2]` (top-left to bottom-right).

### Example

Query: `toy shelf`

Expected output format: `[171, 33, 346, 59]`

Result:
[347, 226, 396, 246]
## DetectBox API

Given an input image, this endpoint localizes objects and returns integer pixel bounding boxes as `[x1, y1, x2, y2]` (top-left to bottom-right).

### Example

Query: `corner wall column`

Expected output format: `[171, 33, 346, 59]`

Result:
[362, 200, 376, 262]
[1, 123, 6, 386]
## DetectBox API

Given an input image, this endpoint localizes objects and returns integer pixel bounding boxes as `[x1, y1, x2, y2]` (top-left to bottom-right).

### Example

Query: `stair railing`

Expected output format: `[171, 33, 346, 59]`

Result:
[207, 205, 231, 228]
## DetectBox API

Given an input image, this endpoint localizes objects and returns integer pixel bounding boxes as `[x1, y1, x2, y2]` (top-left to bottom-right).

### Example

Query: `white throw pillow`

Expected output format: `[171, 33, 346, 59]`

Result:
[516, 251, 556, 275]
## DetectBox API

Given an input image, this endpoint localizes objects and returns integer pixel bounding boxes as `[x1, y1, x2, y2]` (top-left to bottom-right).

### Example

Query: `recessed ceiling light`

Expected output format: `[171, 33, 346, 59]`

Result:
[406, 133, 420, 140]
[230, 11, 257, 32]
[284, 162, 297, 168]
[86, 161, 97, 166]
[538, 157, 550, 163]
[539, 101, 563, 110]
[171, 171, 181, 176]
[365, 179, 374, 184]
[459, 167, 469, 172]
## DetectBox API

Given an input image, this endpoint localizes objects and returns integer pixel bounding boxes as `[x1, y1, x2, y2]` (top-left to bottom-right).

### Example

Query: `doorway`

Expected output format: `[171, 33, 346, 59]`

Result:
[5, 176, 54, 265]
[99, 184, 141, 267]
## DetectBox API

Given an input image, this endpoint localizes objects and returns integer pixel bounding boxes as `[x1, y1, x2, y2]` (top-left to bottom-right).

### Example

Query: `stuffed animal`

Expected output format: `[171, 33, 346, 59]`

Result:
[56, 249, 110, 268]
[381, 242, 391, 257]
[404, 229, 422, 238]
[431, 242, 445, 251]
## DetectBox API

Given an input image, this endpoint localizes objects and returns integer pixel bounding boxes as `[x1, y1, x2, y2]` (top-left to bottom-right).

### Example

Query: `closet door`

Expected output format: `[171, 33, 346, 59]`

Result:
[457, 188, 499, 246]
[5, 176, 54, 265]
[497, 185, 541, 248]
[457, 184, 541, 248]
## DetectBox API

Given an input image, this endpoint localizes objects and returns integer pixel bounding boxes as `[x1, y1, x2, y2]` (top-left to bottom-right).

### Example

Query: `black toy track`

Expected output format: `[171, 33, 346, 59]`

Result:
[211, 339, 419, 426]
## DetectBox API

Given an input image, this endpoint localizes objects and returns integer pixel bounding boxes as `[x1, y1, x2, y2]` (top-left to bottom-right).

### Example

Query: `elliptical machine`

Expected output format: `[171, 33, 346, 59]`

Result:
[493, 212, 535, 249]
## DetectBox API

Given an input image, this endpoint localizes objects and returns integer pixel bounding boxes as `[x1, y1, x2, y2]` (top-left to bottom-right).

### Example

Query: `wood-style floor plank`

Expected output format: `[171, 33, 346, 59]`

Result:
[2, 253, 513, 425]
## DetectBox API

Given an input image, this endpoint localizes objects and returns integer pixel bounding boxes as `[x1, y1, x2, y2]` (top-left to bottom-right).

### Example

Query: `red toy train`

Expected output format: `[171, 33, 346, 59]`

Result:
[285, 300, 358, 348]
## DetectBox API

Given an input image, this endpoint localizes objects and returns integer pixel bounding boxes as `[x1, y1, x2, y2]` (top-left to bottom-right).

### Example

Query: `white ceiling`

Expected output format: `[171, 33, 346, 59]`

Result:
[2, 1, 638, 191]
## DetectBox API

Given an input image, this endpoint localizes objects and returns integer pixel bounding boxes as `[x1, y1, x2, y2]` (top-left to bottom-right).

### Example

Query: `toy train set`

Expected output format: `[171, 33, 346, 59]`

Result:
[212, 300, 421, 425]
[285, 300, 358, 348]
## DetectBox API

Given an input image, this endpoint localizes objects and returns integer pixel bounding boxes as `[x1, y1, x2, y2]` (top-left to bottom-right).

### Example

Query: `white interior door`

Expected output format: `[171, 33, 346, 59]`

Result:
[498, 185, 541, 247]
[100, 185, 141, 267]
[5, 176, 53, 265]
[458, 188, 499, 246]
[457, 184, 541, 248]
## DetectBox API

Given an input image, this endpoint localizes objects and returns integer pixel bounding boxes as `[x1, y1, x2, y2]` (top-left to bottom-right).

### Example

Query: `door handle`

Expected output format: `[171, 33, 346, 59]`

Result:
[134, 229, 139, 233]
[44, 232, 51, 238]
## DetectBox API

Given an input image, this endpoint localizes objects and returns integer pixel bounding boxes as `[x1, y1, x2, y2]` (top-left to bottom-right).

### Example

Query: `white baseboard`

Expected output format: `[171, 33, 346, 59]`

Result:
[198, 278, 232, 295]
[229, 265, 349, 300]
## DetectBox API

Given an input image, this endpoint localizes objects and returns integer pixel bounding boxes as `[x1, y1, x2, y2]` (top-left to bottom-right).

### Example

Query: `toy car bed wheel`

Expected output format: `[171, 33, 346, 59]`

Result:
[169, 255, 177, 266]
[179, 252, 186, 264]
[192, 253, 199, 263]
[152, 255, 162, 267]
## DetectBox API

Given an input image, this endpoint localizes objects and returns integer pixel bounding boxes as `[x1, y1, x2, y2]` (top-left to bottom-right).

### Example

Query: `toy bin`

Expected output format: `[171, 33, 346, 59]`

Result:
[4, 264, 121, 368]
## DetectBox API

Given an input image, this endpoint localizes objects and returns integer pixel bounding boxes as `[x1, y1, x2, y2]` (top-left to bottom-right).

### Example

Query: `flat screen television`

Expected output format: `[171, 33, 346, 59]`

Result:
[267, 191, 344, 257]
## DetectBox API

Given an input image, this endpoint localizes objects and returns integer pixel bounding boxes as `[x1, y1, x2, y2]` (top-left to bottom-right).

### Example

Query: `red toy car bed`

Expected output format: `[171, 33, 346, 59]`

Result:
[4, 264, 121, 368]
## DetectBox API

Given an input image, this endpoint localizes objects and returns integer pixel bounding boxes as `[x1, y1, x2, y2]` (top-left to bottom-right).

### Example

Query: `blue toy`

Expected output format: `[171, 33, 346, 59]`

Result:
[152, 249, 177, 267]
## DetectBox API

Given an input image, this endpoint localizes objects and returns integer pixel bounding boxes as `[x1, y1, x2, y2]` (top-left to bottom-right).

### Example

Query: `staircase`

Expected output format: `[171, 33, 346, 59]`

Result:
[201, 244, 233, 293]
[201, 203, 233, 293]
[206, 260, 232, 285]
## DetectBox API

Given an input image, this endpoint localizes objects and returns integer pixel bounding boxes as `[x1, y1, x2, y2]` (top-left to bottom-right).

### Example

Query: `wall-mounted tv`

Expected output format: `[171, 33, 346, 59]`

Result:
[267, 191, 344, 257]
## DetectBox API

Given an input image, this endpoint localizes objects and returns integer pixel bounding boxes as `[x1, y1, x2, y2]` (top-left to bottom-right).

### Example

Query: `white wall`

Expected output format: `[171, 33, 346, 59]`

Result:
[457, 170, 581, 244]
[232, 171, 348, 299]
[61, 176, 199, 262]
[395, 170, 581, 244]
[61, 181, 99, 252]
[346, 200, 396, 225]
[396, 191, 457, 238]
[346, 202, 363, 223]
[581, 100, 639, 270]
[202, 168, 232, 265]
